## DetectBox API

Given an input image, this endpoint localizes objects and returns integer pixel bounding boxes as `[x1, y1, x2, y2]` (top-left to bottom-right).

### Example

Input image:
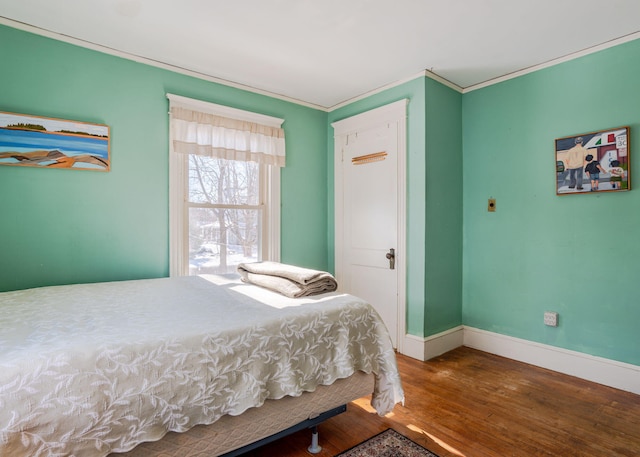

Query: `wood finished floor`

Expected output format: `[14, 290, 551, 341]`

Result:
[244, 347, 640, 457]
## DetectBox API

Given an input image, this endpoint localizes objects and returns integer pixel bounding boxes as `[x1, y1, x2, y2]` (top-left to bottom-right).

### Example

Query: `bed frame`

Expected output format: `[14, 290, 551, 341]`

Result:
[116, 371, 375, 456]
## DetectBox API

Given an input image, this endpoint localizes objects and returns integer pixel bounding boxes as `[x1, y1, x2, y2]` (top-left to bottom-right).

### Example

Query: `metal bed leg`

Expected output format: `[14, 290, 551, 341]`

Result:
[219, 405, 345, 456]
[307, 426, 322, 454]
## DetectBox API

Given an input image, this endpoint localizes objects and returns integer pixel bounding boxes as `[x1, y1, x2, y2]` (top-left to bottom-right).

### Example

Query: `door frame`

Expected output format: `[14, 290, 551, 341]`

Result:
[332, 99, 408, 353]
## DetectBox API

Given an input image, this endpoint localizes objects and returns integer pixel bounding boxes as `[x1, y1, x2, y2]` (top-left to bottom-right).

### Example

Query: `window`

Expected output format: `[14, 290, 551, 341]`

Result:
[188, 156, 261, 274]
[167, 94, 284, 276]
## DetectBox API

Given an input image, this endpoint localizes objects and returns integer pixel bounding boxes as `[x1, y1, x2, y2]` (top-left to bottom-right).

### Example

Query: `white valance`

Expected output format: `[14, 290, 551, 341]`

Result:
[168, 94, 286, 167]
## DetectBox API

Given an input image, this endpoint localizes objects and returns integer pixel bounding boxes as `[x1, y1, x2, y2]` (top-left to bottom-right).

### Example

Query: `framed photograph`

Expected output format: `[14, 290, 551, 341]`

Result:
[0, 111, 110, 171]
[555, 126, 629, 195]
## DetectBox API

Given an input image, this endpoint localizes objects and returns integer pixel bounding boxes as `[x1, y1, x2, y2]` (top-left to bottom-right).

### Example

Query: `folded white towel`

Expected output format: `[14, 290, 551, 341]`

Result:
[237, 261, 338, 298]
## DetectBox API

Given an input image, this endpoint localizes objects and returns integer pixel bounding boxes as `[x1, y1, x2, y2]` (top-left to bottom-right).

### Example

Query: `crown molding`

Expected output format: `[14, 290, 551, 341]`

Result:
[327, 70, 464, 112]
[3, 16, 638, 109]
[463, 31, 640, 93]
[0, 16, 327, 112]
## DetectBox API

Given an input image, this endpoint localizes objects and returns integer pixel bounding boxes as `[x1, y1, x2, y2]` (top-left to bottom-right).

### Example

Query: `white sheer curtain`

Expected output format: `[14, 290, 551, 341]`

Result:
[168, 96, 285, 167]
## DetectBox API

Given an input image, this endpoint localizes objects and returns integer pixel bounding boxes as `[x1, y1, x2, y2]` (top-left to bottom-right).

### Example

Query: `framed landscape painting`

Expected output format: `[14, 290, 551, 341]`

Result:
[0, 111, 110, 171]
[555, 126, 629, 195]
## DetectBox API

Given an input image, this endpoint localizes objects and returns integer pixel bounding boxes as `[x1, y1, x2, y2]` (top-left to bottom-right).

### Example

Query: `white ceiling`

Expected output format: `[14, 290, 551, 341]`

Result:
[2, 0, 640, 109]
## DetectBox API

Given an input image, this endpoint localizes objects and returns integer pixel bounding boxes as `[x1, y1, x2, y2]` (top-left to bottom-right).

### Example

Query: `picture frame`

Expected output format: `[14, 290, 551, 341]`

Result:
[555, 126, 630, 195]
[0, 111, 110, 171]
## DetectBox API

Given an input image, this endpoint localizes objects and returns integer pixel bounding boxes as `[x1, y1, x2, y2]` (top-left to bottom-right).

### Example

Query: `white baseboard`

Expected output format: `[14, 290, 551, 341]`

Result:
[463, 326, 640, 395]
[401, 325, 464, 361]
[400, 326, 640, 395]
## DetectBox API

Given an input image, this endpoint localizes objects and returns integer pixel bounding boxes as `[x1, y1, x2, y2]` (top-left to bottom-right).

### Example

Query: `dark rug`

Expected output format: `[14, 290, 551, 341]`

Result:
[335, 429, 440, 457]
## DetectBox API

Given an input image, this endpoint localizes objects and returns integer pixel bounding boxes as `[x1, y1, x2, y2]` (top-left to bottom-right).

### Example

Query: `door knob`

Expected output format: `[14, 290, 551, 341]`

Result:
[385, 248, 395, 270]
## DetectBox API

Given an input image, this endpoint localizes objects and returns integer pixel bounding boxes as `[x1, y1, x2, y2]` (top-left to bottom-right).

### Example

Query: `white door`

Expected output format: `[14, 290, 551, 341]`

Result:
[333, 100, 407, 350]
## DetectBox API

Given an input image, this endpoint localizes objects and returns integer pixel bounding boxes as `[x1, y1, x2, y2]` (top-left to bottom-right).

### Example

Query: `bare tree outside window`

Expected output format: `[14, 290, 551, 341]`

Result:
[188, 155, 261, 274]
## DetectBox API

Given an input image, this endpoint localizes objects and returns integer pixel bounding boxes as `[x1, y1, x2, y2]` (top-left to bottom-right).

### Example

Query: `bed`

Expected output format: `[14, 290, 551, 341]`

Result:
[0, 273, 403, 456]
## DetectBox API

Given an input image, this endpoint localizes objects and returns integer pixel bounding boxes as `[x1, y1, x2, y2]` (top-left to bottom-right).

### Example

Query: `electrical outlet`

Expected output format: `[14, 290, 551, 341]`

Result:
[544, 311, 558, 327]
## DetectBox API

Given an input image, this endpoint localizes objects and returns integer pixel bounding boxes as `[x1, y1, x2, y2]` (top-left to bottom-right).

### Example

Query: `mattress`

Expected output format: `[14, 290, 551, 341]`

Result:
[0, 274, 403, 457]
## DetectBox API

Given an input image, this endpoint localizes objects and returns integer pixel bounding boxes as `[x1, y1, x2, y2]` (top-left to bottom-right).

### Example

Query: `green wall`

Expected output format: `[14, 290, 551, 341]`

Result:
[424, 78, 463, 335]
[3, 21, 637, 367]
[0, 24, 328, 292]
[462, 38, 640, 365]
[328, 77, 463, 338]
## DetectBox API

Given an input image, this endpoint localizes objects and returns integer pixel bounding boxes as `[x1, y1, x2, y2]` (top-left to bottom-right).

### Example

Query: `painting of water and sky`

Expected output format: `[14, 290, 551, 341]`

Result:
[0, 112, 110, 171]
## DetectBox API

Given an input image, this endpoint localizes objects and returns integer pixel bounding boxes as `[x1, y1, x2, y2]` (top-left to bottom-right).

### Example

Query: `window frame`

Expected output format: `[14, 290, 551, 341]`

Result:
[168, 95, 281, 276]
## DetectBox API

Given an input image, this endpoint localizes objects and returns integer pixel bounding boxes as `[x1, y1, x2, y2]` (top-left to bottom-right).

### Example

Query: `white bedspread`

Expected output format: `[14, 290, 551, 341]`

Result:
[0, 275, 403, 457]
